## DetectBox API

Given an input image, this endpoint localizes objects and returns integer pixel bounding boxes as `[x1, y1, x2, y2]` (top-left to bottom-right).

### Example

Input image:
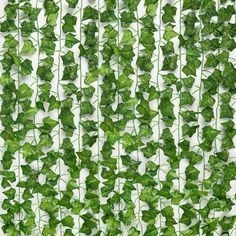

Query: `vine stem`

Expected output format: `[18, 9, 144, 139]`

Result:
[197, 6, 205, 235]
[156, 0, 163, 234]
[57, 0, 63, 234]
[133, 9, 143, 235]
[17, 0, 21, 230]
[77, 1, 83, 234]
[212, 0, 220, 223]
[97, 0, 101, 232]
[117, 0, 122, 233]
[34, 0, 41, 233]
[178, 0, 182, 235]
[215, 0, 220, 154]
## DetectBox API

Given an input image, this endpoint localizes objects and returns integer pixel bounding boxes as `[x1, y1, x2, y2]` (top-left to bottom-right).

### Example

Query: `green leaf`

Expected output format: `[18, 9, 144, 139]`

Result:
[185, 166, 200, 180]
[63, 13, 77, 33]
[200, 92, 215, 107]
[80, 101, 95, 115]
[61, 51, 75, 65]
[162, 55, 178, 71]
[116, 74, 133, 89]
[137, 56, 154, 72]
[159, 90, 175, 126]
[66, 0, 78, 8]
[86, 175, 99, 190]
[162, 4, 177, 23]
[141, 141, 160, 158]
[62, 65, 78, 81]
[123, 0, 141, 10]
[61, 216, 74, 228]
[201, 107, 214, 122]
[83, 6, 99, 20]
[121, 30, 136, 45]
[180, 110, 197, 122]
[100, 10, 117, 22]
[220, 103, 235, 119]
[82, 133, 97, 147]
[21, 21, 36, 37]
[3, 34, 18, 48]
[65, 33, 79, 48]
[163, 24, 178, 41]
[40, 38, 56, 55]
[161, 41, 175, 55]
[17, 83, 33, 99]
[20, 40, 36, 54]
[180, 91, 195, 106]
[0, 72, 12, 86]
[204, 53, 219, 68]
[20, 59, 33, 76]
[59, 106, 75, 137]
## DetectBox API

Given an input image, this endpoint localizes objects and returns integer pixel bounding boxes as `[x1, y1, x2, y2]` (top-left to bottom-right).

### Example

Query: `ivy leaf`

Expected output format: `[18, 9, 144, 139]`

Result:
[21, 21, 36, 37]
[185, 166, 200, 180]
[182, 124, 198, 138]
[82, 6, 99, 20]
[41, 117, 58, 134]
[121, 30, 136, 45]
[161, 41, 175, 55]
[219, 216, 236, 231]
[65, 33, 79, 48]
[182, 76, 194, 88]
[140, 187, 159, 205]
[61, 51, 75, 65]
[201, 107, 214, 122]
[123, 0, 141, 10]
[17, 83, 33, 99]
[162, 4, 177, 23]
[199, 126, 220, 151]
[20, 3, 41, 21]
[82, 133, 98, 147]
[100, 10, 117, 22]
[80, 120, 97, 132]
[183, 0, 201, 11]
[59, 107, 75, 137]
[116, 74, 133, 89]
[137, 56, 154, 72]
[180, 91, 195, 106]
[61, 216, 74, 228]
[162, 55, 178, 71]
[140, 28, 155, 52]
[200, 92, 215, 107]
[66, 0, 78, 8]
[20, 59, 33, 76]
[128, 227, 140, 236]
[220, 103, 235, 119]
[204, 53, 219, 68]
[159, 89, 175, 126]
[80, 101, 95, 116]
[121, 11, 136, 27]
[141, 141, 160, 158]
[40, 38, 56, 55]
[3, 34, 18, 48]
[86, 175, 99, 190]
[62, 65, 78, 81]
[180, 110, 197, 122]
[161, 206, 176, 225]
[163, 24, 178, 41]
[63, 13, 77, 33]
[21, 40, 36, 54]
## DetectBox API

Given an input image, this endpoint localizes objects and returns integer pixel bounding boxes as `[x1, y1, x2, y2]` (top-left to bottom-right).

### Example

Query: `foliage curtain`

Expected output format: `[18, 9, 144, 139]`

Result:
[0, 0, 236, 235]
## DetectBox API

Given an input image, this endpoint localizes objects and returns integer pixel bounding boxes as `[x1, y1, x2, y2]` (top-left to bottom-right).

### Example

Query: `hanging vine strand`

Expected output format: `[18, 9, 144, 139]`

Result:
[0, 0, 236, 235]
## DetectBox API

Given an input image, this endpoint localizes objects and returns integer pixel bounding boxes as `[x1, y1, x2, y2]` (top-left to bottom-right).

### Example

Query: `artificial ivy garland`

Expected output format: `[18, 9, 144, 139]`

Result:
[0, 0, 236, 235]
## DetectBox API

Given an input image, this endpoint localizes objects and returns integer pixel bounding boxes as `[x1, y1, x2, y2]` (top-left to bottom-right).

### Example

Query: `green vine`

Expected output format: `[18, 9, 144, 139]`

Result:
[0, 0, 235, 235]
